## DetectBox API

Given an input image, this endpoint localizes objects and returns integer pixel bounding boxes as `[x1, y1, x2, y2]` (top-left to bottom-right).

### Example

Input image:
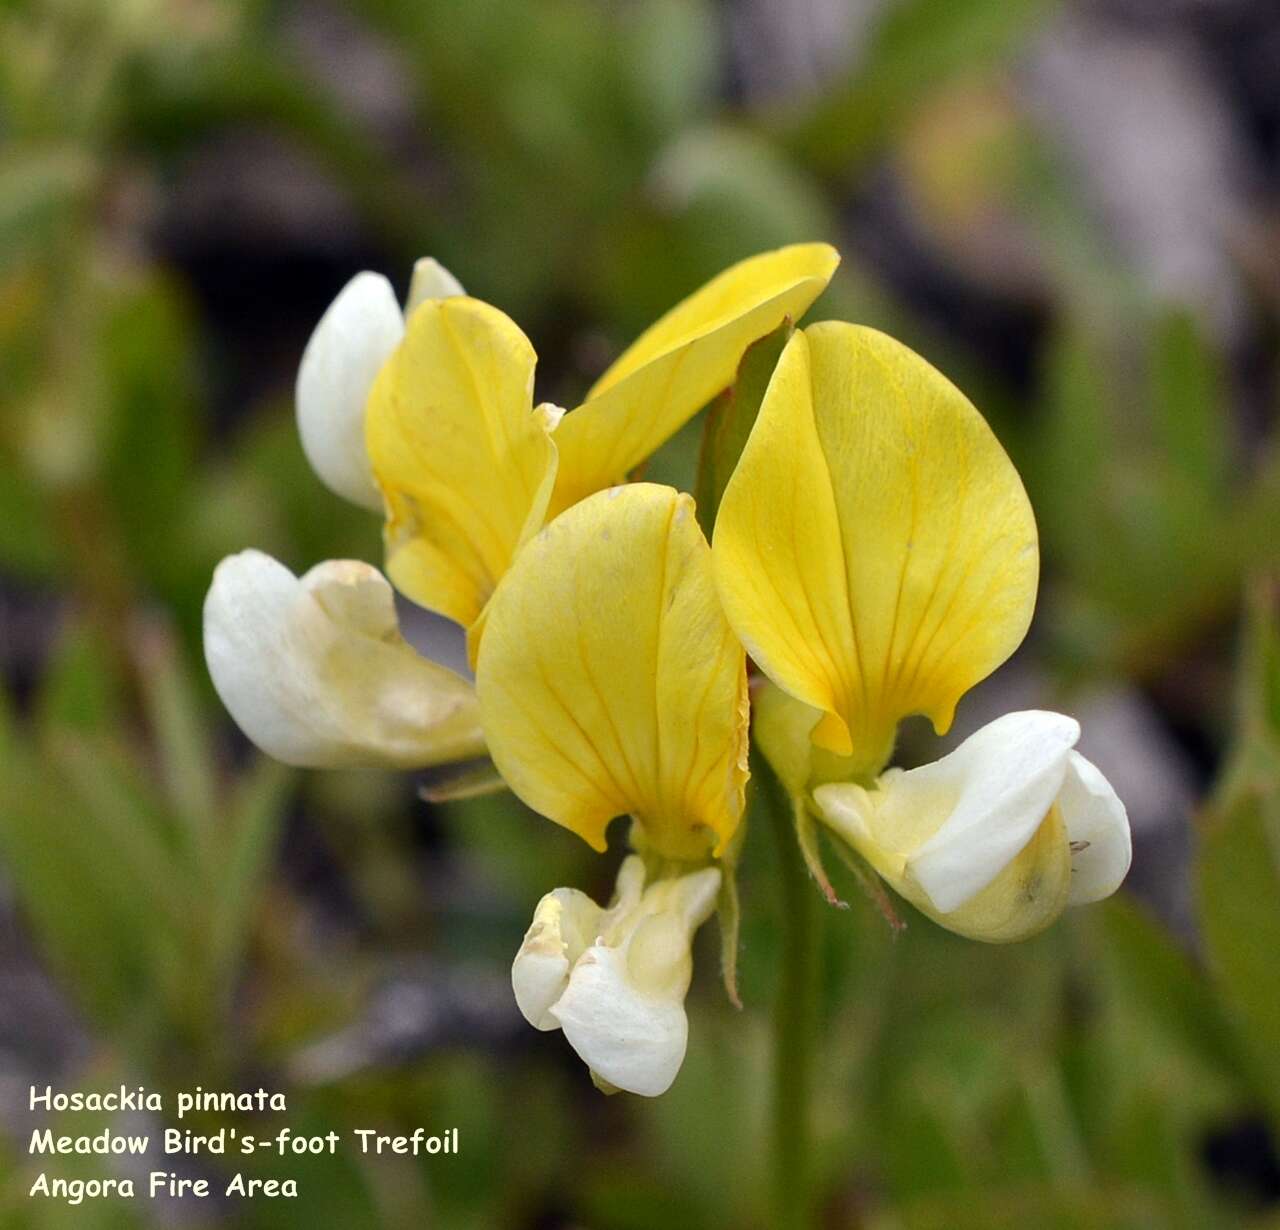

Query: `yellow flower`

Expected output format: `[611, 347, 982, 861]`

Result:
[712, 322, 1129, 939]
[365, 244, 839, 655]
[475, 482, 749, 861]
[477, 481, 746, 1092]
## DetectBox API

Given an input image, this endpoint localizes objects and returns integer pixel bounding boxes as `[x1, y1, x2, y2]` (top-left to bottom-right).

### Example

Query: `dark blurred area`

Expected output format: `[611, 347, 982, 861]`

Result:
[3, 1, 1280, 1227]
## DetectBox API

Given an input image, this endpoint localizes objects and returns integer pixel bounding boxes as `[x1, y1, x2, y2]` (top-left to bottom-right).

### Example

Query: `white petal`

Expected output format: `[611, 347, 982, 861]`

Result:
[633, 865, 722, 936]
[555, 863, 719, 1096]
[811, 780, 885, 870]
[511, 888, 604, 1031]
[405, 257, 465, 315]
[854, 711, 1079, 914]
[203, 550, 484, 768]
[906, 711, 1078, 911]
[609, 854, 648, 916]
[551, 941, 690, 1097]
[515, 860, 720, 1097]
[1060, 750, 1131, 904]
[296, 272, 403, 510]
[816, 712, 1129, 939]
[534, 401, 567, 432]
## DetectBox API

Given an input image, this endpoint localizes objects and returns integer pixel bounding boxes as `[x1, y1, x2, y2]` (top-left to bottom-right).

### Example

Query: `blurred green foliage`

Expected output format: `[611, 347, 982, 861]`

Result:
[2, 0, 1280, 1227]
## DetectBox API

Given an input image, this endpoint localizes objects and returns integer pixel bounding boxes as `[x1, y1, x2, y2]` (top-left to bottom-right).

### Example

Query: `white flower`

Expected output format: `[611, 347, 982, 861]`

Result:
[814, 711, 1130, 942]
[203, 549, 484, 769]
[512, 856, 721, 1096]
[296, 259, 464, 510]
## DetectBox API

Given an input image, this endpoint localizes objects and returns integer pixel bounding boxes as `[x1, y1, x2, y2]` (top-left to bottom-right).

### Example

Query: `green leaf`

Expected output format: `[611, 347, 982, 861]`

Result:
[1033, 323, 1113, 578]
[618, 0, 717, 136]
[1196, 788, 1280, 1118]
[0, 711, 166, 1028]
[0, 147, 94, 274]
[34, 618, 124, 735]
[1238, 578, 1280, 752]
[131, 614, 218, 848]
[209, 755, 292, 986]
[1098, 896, 1245, 1089]
[694, 321, 790, 538]
[98, 276, 203, 596]
[0, 454, 59, 579]
[1215, 578, 1280, 826]
[51, 734, 191, 926]
[652, 125, 835, 249]
[1149, 307, 1230, 496]
[1100, 1091, 1223, 1230]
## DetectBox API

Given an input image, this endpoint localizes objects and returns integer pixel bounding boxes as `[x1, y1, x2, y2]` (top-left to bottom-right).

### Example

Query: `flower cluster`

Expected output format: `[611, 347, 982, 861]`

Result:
[204, 245, 1129, 1097]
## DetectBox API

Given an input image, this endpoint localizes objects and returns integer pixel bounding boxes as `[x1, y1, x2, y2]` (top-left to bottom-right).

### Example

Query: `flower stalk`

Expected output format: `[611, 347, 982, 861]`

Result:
[758, 750, 822, 1230]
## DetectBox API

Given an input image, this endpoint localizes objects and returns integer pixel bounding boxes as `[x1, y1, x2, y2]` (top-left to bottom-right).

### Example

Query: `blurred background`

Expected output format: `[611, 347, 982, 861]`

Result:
[3, 0, 1280, 1226]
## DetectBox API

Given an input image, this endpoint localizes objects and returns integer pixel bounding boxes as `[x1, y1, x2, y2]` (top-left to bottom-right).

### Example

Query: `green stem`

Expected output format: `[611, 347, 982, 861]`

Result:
[758, 756, 821, 1229]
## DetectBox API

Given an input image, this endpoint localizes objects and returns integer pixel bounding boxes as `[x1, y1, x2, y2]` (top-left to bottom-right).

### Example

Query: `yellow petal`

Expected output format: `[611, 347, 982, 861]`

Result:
[476, 483, 749, 860]
[549, 244, 840, 514]
[713, 323, 1037, 770]
[751, 679, 862, 797]
[364, 296, 558, 631]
